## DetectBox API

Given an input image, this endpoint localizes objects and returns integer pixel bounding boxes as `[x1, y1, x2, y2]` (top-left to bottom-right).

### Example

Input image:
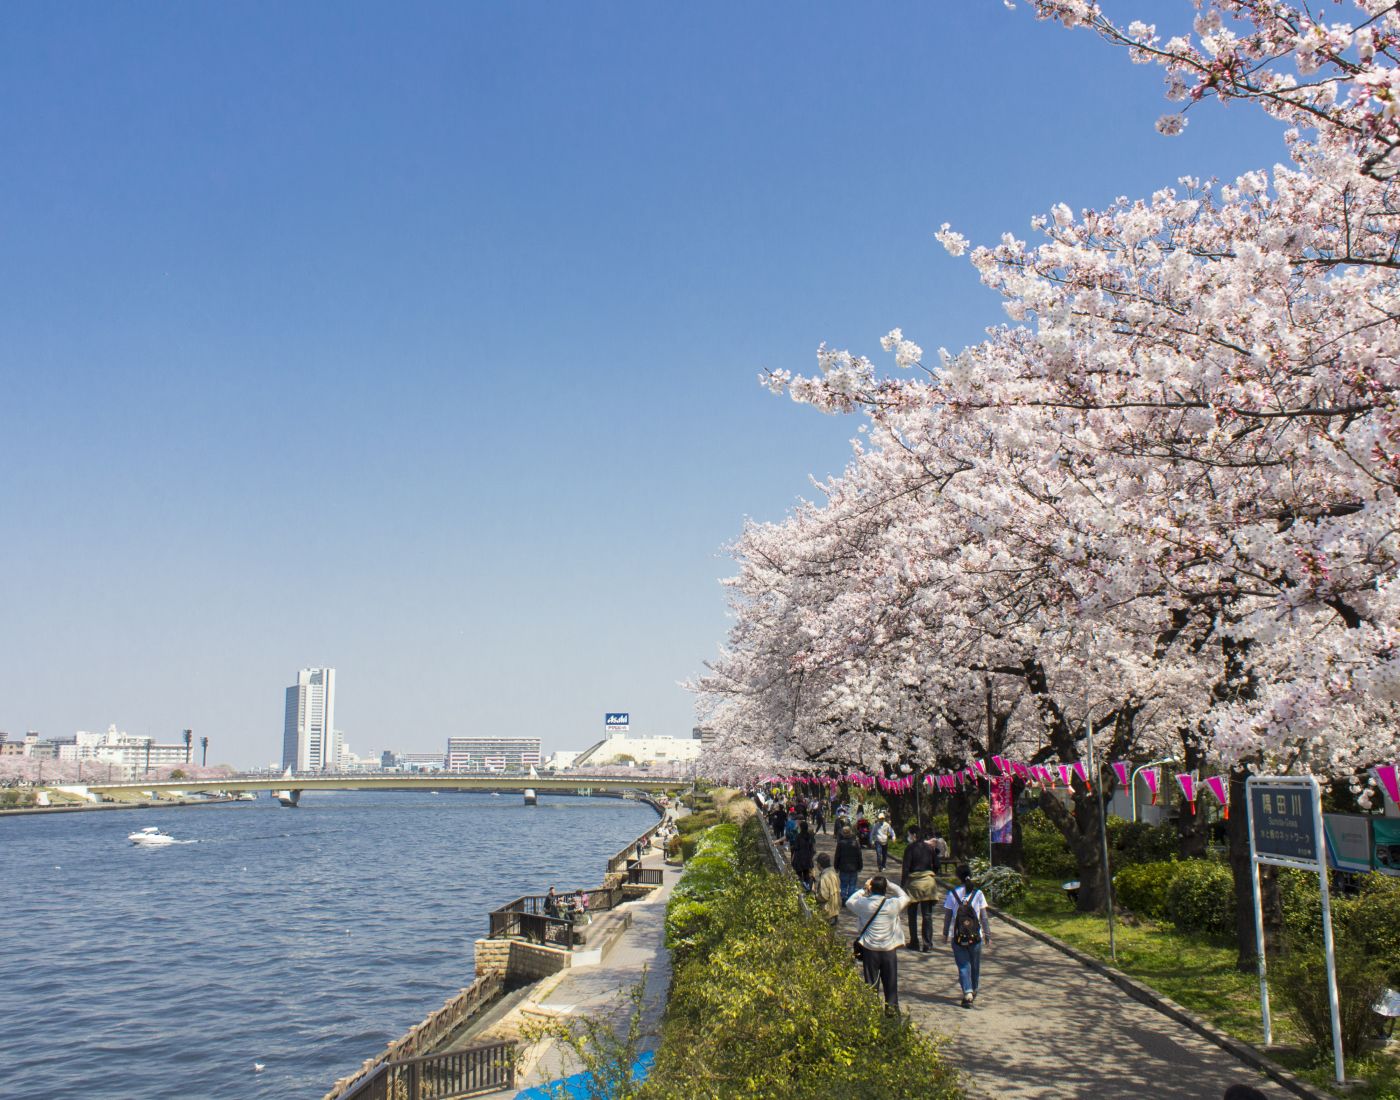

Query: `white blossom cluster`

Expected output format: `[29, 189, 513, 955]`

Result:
[695, 2, 1400, 795]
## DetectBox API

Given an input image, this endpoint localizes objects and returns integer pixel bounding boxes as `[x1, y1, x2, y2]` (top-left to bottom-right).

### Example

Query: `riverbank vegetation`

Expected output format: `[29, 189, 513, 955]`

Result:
[648, 817, 961, 1100]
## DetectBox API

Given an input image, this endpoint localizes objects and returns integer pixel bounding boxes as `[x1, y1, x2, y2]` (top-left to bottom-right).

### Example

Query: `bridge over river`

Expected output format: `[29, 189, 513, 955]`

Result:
[73, 772, 689, 807]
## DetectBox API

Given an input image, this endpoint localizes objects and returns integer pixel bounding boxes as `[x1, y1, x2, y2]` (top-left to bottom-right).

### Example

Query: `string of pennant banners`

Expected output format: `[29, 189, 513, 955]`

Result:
[761, 762, 1400, 819]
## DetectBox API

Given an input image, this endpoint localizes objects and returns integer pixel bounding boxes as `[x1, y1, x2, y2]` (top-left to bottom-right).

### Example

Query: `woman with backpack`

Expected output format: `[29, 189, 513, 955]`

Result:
[942, 863, 992, 1007]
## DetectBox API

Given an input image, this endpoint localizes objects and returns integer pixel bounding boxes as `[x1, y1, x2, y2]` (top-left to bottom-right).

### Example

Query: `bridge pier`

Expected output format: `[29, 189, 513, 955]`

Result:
[274, 789, 302, 808]
[523, 788, 537, 806]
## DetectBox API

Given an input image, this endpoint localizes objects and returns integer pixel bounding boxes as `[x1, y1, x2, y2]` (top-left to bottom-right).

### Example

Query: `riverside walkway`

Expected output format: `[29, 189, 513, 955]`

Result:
[806, 828, 1282, 1100]
[471, 836, 678, 1099]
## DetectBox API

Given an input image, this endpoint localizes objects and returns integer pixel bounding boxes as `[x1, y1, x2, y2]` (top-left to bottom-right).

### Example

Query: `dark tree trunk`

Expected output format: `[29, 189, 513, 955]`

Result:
[1176, 736, 1209, 859]
[1227, 765, 1283, 972]
[947, 787, 973, 862]
[1037, 786, 1110, 911]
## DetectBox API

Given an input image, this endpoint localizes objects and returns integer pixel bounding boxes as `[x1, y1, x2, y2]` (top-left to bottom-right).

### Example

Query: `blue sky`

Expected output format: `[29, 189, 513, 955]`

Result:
[0, 2, 1290, 765]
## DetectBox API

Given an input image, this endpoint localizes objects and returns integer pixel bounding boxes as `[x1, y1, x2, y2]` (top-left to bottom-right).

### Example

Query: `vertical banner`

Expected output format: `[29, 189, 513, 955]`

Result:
[990, 776, 1013, 844]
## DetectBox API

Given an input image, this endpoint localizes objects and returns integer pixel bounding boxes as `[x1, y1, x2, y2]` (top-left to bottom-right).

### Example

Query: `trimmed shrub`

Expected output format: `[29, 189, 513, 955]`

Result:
[1110, 819, 1177, 865]
[1113, 861, 1178, 922]
[1022, 827, 1078, 878]
[1113, 859, 1235, 936]
[1165, 860, 1236, 937]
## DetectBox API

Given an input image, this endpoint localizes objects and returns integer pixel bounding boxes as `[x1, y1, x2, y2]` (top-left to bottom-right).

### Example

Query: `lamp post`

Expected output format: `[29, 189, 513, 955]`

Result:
[1083, 702, 1118, 963]
[200, 736, 209, 767]
[1131, 758, 1177, 822]
[183, 729, 193, 765]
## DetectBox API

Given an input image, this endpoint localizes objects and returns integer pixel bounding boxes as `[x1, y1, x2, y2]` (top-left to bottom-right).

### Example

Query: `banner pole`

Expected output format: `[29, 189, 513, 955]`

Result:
[1087, 713, 1116, 963]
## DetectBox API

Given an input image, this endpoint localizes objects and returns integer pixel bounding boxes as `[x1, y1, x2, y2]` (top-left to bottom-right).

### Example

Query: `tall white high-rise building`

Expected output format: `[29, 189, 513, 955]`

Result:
[283, 668, 338, 772]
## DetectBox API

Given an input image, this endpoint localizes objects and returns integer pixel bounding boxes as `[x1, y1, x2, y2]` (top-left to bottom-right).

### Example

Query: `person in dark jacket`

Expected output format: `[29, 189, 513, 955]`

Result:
[900, 826, 939, 951]
[790, 821, 817, 889]
[769, 805, 787, 839]
[834, 825, 864, 903]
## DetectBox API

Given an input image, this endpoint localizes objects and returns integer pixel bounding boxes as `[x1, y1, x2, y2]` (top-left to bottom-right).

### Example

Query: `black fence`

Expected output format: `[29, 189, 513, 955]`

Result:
[488, 883, 626, 947]
[340, 1040, 514, 1100]
[625, 860, 663, 886]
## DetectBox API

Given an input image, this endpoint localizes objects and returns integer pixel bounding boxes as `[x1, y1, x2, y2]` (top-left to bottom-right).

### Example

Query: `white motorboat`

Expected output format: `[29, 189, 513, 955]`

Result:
[128, 826, 178, 847]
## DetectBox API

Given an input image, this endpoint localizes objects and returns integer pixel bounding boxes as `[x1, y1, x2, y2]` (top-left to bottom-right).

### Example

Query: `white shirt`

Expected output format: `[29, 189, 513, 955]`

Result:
[845, 883, 911, 951]
[873, 821, 894, 845]
[943, 884, 987, 916]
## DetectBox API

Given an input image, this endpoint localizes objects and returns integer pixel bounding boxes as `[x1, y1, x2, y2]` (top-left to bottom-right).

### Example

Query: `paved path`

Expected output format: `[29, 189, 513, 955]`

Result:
[472, 824, 679, 1099]
[802, 826, 1277, 1099]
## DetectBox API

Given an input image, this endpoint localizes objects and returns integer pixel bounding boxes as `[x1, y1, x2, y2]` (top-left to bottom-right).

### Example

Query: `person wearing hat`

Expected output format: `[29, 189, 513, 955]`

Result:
[872, 811, 895, 871]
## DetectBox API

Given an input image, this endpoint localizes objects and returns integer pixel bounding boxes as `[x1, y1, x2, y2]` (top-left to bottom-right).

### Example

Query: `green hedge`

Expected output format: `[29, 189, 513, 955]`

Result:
[651, 818, 962, 1100]
[1113, 859, 1235, 936]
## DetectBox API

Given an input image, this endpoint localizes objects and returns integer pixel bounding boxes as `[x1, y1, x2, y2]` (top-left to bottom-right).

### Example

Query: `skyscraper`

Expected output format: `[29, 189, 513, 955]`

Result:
[282, 668, 338, 772]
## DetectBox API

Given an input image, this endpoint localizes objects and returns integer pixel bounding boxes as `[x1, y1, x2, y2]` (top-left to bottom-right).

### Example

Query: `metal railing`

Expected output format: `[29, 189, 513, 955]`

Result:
[487, 884, 626, 947]
[625, 860, 663, 885]
[339, 1040, 515, 1100]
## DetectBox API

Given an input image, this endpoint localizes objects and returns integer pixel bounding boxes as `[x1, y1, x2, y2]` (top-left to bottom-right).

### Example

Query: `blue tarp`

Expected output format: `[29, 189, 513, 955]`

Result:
[514, 1051, 654, 1099]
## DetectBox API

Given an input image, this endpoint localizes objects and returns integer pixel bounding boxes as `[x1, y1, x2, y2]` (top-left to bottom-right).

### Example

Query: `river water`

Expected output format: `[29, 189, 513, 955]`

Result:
[1, 790, 657, 1099]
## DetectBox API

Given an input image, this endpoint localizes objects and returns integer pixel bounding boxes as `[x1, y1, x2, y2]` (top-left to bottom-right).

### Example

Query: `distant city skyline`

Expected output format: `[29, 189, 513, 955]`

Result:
[0, 3, 1292, 767]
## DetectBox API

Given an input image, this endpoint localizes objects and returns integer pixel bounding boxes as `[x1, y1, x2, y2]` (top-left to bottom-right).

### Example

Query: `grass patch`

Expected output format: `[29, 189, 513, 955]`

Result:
[1004, 876, 1400, 1098]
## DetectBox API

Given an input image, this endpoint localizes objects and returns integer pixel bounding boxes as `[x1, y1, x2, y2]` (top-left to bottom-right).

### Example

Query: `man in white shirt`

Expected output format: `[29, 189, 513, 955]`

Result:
[845, 875, 911, 1010]
[871, 812, 895, 871]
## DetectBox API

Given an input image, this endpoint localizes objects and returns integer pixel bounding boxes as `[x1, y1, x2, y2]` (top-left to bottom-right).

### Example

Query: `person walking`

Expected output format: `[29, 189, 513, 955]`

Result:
[872, 812, 895, 871]
[942, 863, 992, 1007]
[846, 875, 911, 1011]
[929, 830, 949, 875]
[790, 820, 816, 890]
[834, 825, 864, 903]
[784, 810, 801, 847]
[813, 852, 841, 926]
[900, 826, 939, 951]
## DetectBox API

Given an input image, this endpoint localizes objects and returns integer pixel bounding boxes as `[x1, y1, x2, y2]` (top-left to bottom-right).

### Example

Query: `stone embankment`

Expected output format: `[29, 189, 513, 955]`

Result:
[321, 797, 676, 1100]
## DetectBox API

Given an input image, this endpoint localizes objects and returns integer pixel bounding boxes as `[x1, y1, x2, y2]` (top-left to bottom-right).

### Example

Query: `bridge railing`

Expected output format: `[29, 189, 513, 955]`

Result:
[337, 1040, 514, 1100]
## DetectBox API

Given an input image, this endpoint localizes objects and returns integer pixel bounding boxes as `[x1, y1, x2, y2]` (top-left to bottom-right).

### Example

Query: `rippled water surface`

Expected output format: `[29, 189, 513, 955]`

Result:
[1, 790, 657, 1099]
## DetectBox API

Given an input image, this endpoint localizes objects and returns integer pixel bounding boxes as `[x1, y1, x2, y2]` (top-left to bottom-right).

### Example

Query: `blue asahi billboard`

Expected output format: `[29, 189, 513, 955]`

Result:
[605, 712, 630, 732]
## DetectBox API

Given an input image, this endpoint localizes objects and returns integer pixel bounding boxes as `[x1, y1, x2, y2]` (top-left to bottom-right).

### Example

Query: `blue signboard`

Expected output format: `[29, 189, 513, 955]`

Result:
[1250, 783, 1320, 864]
[605, 712, 630, 731]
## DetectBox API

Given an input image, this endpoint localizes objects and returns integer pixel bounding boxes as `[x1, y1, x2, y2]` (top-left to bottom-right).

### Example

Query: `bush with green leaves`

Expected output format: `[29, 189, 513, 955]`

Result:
[1159, 859, 1236, 936]
[651, 817, 962, 1100]
[1112, 859, 1234, 936]
[1108, 818, 1177, 865]
[1021, 827, 1078, 878]
[1113, 861, 1178, 922]
[1280, 871, 1400, 987]
[1272, 947, 1388, 1058]
[967, 859, 1027, 907]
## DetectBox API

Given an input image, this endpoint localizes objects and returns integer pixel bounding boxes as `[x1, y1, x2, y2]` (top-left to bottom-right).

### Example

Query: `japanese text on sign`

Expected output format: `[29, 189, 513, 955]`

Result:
[1250, 784, 1319, 864]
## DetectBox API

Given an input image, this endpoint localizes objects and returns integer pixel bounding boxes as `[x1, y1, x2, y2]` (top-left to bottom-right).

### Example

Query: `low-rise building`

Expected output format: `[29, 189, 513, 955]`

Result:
[571, 730, 702, 770]
[445, 736, 541, 773]
[56, 726, 190, 778]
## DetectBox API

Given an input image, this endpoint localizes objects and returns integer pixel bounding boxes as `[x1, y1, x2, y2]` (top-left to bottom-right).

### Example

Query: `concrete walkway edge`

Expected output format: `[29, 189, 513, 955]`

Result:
[986, 905, 1332, 1100]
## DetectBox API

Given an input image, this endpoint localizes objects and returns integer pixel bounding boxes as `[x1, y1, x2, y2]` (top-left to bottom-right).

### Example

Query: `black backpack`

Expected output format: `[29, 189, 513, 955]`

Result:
[952, 886, 983, 947]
